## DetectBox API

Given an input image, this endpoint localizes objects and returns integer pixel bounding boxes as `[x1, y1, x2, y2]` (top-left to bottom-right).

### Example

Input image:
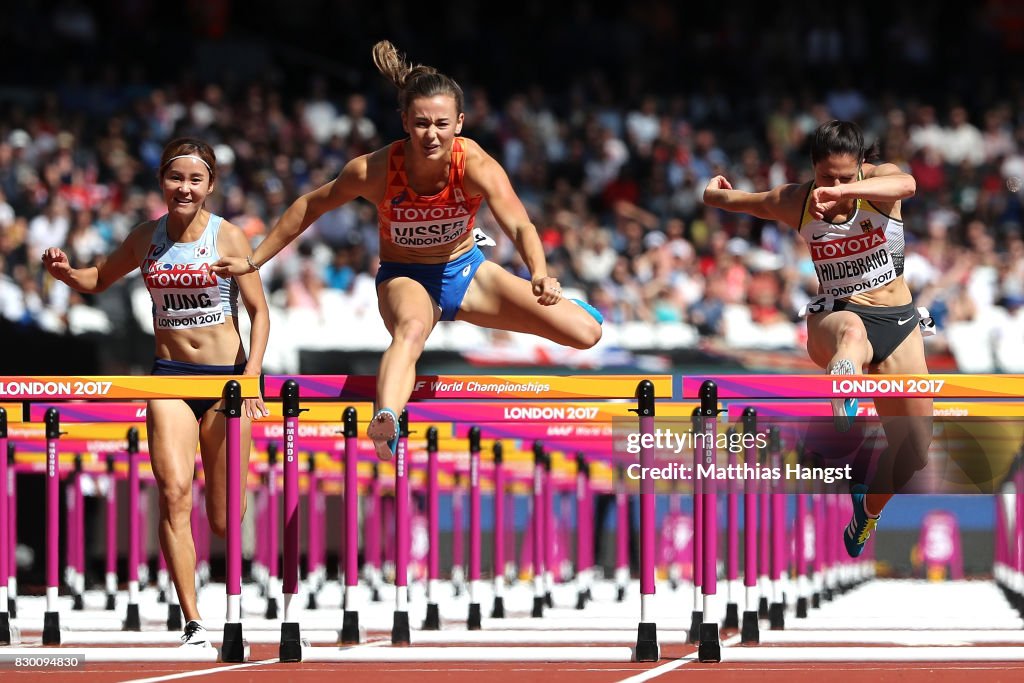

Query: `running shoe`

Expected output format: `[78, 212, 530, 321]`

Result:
[368, 408, 399, 461]
[570, 298, 604, 325]
[180, 620, 212, 647]
[843, 484, 879, 558]
[829, 358, 858, 433]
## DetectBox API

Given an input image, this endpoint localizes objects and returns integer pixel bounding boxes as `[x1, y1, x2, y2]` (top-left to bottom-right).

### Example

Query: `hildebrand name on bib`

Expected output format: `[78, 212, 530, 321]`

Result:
[143, 260, 224, 329]
[389, 205, 470, 248]
[811, 229, 895, 297]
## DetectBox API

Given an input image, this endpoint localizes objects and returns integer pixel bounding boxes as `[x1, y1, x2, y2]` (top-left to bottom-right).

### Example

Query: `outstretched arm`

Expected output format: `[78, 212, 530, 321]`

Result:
[211, 155, 372, 276]
[467, 142, 561, 305]
[702, 175, 800, 225]
[41, 223, 147, 293]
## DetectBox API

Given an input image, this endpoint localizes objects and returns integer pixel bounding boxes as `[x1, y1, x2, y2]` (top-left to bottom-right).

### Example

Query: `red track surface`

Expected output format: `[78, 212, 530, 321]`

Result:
[6, 641, 1024, 682]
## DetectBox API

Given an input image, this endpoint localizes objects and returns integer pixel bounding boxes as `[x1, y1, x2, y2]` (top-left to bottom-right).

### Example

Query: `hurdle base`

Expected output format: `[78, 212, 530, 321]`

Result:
[43, 611, 61, 645]
[723, 602, 739, 629]
[769, 602, 785, 630]
[8, 599, 15, 619]
[0, 612, 10, 645]
[158, 589, 167, 603]
[423, 603, 441, 630]
[811, 592, 821, 609]
[796, 597, 808, 618]
[265, 596, 279, 620]
[279, 622, 302, 663]
[697, 623, 721, 663]
[391, 610, 410, 645]
[371, 587, 382, 602]
[688, 610, 703, 645]
[823, 587, 834, 602]
[467, 603, 482, 630]
[616, 585, 626, 602]
[307, 593, 318, 610]
[531, 596, 544, 618]
[490, 596, 505, 619]
[545, 591, 553, 608]
[758, 596, 769, 619]
[221, 622, 245, 663]
[123, 603, 141, 631]
[575, 590, 587, 610]
[634, 622, 659, 662]
[167, 604, 182, 631]
[72, 593, 84, 611]
[740, 610, 760, 644]
[105, 593, 116, 611]
[340, 610, 361, 644]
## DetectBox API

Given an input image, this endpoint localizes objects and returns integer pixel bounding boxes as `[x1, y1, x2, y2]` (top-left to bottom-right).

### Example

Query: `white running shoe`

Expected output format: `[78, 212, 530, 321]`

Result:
[180, 620, 212, 647]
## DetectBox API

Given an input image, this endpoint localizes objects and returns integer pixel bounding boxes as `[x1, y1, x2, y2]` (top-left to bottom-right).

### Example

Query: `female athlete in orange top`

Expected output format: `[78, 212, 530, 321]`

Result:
[213, 41, 602, 459]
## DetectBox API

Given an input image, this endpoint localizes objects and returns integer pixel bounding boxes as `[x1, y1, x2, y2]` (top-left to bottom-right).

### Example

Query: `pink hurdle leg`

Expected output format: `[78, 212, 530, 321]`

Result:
[696, 380, 721, 662]
[423, 427, 442, 630]
[340, 406, 361, 644]
[491, 442, 507, 618]
[390, 410, 411, 645]
[740, 408, 760, 643]
[467, 427, 483, 629]
[279, 380, 303, 659]
[0, 411, 9, 642]
[43, 408, 61, 644]
[221, 380, 245, 662]
[635, 379, 659, 662]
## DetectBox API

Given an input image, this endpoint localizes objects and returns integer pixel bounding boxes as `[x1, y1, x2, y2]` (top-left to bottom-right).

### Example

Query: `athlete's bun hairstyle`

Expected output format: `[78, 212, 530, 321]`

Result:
[372, 40, 464, 115]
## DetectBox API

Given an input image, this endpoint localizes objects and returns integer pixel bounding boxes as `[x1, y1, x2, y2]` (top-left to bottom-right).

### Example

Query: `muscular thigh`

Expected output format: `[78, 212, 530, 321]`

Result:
[376, 277, 441, 336]
[457, 261, 586, 339]
[806, 310, 873, 369]
[147, 400, 201, 496]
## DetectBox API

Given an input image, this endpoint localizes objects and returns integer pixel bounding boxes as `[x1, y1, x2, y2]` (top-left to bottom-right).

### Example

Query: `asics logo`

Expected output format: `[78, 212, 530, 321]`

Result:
[897, 317, 914, 325]
[462, 265, 472, 277]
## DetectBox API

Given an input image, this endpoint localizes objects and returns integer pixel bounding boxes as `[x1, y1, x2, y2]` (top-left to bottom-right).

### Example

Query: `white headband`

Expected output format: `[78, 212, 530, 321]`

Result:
[163, 154, 212, 173]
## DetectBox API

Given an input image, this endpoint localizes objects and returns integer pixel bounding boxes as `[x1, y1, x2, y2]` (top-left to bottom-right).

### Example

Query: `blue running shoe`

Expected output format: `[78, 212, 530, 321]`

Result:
[368, 408, 399, 461]
[844, 484, 879, 558]
[829, 359, 858, 433]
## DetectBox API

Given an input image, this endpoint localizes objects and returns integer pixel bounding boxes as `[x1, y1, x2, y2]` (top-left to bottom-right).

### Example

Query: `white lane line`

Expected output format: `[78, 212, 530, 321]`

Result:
[114, 632, 381, 679]
[615, 634, 742, 683]
[120, 659, 279, 683]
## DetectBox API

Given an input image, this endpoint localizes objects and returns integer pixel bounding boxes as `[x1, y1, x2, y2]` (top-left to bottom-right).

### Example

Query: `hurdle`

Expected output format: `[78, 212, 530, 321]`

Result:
[258, 373, 671, 663]
[680, 373, 1024, 663]
[0, 375, 259, 662]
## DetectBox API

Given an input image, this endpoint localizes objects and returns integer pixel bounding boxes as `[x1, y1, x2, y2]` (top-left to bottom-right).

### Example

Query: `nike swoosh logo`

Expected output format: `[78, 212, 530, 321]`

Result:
[897, 317, 914, 325]
[812, 233, 828, 240]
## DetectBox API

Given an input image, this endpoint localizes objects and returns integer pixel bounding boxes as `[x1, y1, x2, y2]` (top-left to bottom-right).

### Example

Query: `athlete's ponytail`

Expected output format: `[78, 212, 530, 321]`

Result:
[372, 40, 464, 115]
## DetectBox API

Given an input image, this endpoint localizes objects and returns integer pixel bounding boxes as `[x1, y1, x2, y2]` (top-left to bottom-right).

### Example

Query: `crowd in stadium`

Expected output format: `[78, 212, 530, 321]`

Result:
[1, 2, 1023, 372]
